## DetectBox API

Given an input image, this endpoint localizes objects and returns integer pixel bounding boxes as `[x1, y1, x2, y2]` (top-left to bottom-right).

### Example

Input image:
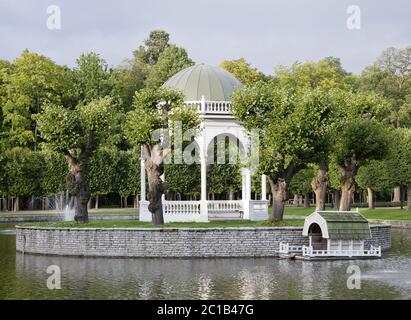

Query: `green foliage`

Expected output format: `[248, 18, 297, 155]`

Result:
[359, 46, 411, 128]
[273, 57, 351, 92]
[1, 51, 70, 148]
[35, 96, 116, 153]
[40, 150, 68, 196]
[116, 149, 141, 197]
[133, 30, 170, 65]
[88, 147, 119, 196]
[72, 52, 111, 104]
[144, 45, 194, 89]
[220, 58, 266, 85]
[166, 163, 200, 196]
[357, 160, 391, 193]
[289, 167, 315, 195]
[125, 87, 198, 146]
[0, 148, 44, 197]
[386, 128, 411, 188]
[333, 118, 390, 167]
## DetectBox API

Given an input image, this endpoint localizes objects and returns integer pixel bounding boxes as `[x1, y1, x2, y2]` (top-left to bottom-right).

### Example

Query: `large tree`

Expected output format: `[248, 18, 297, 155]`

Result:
[1, 51, 70, 149]
[124, 87, 199, 224]
[231, 83, 335, 221]
[35, 96, 117, 223]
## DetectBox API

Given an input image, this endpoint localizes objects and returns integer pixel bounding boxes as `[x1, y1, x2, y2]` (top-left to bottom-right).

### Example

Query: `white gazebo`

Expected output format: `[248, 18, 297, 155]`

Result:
[139, 64, 269, 222]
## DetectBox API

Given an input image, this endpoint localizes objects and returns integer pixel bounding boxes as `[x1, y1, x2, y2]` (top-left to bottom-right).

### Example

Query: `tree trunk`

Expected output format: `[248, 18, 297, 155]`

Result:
[293, 194, 299, 207]
[13, 197, 19, 212]
[45, 197, 50, 210]
[311, 161, 328, 211]
[338, 160, 358, 211]
[400, 186, 404, 210]
[95, 194, 99, 209]
[28, 196, 35, 210]
[332, 190, 340, 209]
[268, 177, 288, 222]
[407, 186, 411, 211]
[87, 199, 92, 210]
[123, 196, 128, 208]
[304, 193, 310, 208]
[144, 145, 167, 225]
[340, 179, 353, 211]
[65, 152, 90, 224]
[229, 191, 235, 200]
[367, 188, 374, 209]
[393, 186, 401, 202]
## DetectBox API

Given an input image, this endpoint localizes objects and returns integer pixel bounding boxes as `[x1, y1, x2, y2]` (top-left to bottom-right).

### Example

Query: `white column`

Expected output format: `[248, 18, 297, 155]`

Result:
[161, 172, 165, 202]
[245, 168, 251, 201]
[140, 146, 146, 201]
[198, 134, 208, 222]
[200, 95, 206, 114]
[241, 170, 246, 200]
[261, 174, 267, 200]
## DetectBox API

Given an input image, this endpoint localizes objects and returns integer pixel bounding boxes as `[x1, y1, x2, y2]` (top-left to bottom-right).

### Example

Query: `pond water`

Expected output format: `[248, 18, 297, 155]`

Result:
[0, 224, 410, 300]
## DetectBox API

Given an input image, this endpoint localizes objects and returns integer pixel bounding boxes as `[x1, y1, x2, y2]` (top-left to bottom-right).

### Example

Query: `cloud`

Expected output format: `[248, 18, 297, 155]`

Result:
[0, 0, 410, 74]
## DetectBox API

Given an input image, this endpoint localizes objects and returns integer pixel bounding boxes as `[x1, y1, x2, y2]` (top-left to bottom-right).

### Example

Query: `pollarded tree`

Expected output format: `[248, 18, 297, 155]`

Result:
[35, 96, 117, 223]
[357, 160, 391, 209]
[333, 118, 390, 211]
[124, 87, 199, 224]
[231, 83, 335, 221]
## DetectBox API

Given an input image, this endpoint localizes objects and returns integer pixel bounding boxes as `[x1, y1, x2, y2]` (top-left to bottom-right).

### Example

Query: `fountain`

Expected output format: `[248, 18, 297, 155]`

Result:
[63, 204, 75, 221]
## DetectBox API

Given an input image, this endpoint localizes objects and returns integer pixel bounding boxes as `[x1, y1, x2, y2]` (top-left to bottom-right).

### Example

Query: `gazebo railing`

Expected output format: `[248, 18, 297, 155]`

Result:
[207, 200, 243, 216]
[184, 100, 232, 115]
[163, 201, 201, 215]
[279, 242, 304, 254]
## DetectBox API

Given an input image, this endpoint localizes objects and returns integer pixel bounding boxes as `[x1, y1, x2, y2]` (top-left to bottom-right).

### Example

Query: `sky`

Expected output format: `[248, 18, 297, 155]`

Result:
[0, 0, 410, 75]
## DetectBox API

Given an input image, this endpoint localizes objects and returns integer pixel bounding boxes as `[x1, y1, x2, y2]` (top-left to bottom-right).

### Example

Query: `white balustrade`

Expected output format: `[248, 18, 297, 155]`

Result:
[184, 100, 232, 115]
[163, 201, 201, 215]
[301, 245, 381, 257]
[207, 200, 243, 215]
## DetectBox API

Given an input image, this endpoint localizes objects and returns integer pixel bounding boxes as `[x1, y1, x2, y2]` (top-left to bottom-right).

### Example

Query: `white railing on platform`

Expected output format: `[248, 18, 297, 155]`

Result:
[278, 242, 304, 254]
[184, 100, 232, 115]
[302, 245, 381, 257]
[207, 200, 243, 215]
[163, 201, 201, 215]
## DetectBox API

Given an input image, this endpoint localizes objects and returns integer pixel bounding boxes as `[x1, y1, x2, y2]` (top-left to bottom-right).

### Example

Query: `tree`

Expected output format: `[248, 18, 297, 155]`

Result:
[273, 58, 350, 210]
[333, 118, 389, 211]
[289, 168, 315, 208]
[360, 46, 411, 128]
[165, 163, 200, 199]
[220, 58, 266, 85]
[35, 96, 117, 223]
[144, 45, 194, 89]
[386, 128, 411, 209]
[72, 52, 111, 104]
[357, 160, 390, 209]
[124, 87, 199, 224]
[231, 82, 334, 221]
[133, 30, 170, 66]
[1, 148, 43, 211]
[1, 51, 70, 149]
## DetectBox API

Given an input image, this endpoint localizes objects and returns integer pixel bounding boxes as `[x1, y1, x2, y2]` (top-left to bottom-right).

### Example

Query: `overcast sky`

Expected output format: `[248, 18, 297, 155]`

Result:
[0, 0, 410, 75]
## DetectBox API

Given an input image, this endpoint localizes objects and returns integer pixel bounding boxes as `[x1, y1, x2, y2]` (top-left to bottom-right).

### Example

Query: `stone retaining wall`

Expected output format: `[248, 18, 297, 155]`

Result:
[15, 225, 391, 258]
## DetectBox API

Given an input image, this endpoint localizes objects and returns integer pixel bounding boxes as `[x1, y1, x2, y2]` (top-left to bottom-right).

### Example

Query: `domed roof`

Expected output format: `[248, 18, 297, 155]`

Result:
[163, 64, 242, 101]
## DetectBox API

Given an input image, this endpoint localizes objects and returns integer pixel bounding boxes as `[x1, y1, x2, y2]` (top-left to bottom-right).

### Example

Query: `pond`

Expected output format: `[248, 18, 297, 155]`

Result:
[0, 224, 410, 299]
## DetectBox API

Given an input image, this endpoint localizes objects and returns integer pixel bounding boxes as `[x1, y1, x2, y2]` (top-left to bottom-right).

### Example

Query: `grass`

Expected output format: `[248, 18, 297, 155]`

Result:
[283, 206, 411, 220]
[19, 218, 305, 229]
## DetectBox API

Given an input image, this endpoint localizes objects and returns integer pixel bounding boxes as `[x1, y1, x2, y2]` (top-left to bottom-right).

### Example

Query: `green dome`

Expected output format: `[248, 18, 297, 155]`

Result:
[163, 64, 242, 101]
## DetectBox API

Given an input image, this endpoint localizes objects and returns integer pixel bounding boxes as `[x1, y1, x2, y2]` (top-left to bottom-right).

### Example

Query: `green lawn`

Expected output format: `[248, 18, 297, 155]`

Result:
[283, 206, 411, 220]
[19, 218, 305, 229]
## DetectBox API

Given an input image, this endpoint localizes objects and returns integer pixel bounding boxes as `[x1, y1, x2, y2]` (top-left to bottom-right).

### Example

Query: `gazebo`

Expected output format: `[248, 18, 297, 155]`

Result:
[139, 64, 269, 222]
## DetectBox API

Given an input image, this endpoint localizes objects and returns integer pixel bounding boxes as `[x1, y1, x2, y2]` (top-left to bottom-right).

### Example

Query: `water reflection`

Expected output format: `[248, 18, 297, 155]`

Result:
[0, 229, 410, 299]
